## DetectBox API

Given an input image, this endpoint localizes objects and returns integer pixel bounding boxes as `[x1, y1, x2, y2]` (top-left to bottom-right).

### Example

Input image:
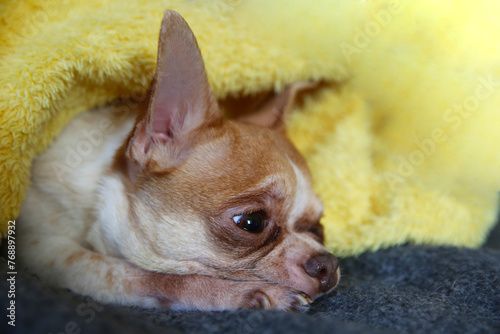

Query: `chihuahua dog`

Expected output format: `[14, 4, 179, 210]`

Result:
[17, 10, 339, 311]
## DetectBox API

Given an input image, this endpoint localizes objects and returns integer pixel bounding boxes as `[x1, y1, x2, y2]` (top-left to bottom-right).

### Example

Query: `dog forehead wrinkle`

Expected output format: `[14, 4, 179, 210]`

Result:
[241, 174, 285, 198]
[178, 130, 234, 177]
[197, 130, 233, 159]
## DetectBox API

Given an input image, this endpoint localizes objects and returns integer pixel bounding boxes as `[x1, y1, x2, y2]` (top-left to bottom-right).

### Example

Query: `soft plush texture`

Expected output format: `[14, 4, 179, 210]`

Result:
[2, 225, 499, 333]
[1, 0, 499, 256]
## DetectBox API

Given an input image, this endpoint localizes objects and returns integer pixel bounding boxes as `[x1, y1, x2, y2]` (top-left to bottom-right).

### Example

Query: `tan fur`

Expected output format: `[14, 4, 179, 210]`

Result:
[17, 10, 339, 311]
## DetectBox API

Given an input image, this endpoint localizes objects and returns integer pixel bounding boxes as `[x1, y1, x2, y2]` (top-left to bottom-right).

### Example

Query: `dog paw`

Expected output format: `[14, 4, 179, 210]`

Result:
[242, 284, 313, 312]
[139, 273, 314, 311]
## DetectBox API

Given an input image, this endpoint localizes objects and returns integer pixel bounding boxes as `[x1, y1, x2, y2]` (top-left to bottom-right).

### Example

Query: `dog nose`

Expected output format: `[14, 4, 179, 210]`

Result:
[303, 253, 339, 293]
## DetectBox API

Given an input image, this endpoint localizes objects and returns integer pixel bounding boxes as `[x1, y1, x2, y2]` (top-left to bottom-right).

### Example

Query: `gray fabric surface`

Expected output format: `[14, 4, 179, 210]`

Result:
[2, 222, 499, 334]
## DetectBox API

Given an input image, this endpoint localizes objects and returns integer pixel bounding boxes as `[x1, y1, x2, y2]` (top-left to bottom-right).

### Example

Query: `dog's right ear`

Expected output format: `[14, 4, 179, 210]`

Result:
[238, 81, 317, 130]
[126, 10, 221, 173]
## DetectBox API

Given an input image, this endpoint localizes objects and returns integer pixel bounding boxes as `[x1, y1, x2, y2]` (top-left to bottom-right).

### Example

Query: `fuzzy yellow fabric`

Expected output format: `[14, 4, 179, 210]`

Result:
[1, 0, 499, 256]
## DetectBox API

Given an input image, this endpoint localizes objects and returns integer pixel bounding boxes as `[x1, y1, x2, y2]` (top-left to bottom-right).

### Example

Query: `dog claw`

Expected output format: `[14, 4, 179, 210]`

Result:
[245, 288, 312, 311]
[299, 292, 313, 305]
[260, 293, 272, 309]
[283, 292, 312, 312]
[248, 290, 272, 309]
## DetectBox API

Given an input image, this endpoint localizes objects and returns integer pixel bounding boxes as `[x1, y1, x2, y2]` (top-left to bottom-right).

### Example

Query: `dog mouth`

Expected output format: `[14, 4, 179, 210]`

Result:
[190, 252, 341, 300]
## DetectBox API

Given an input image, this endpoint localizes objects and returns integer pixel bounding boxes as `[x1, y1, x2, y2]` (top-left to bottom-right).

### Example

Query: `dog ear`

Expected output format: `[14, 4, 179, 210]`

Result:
[238, 81, 317, 130]
[127, 10, 221, 171]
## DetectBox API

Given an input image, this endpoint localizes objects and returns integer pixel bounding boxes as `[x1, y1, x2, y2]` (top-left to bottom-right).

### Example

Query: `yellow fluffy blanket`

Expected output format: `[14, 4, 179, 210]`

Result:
[1, 0, 499, 256]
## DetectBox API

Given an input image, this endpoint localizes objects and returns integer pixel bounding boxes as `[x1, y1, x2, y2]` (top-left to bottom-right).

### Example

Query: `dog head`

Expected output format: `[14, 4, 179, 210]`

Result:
[108, 10, 339, 300]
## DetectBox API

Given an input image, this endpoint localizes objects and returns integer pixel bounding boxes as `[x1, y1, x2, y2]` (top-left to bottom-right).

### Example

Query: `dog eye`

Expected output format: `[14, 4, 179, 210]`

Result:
[232, 211, 266, 233]
[296, 221, 324, 243]
[308, 223, 324, 243]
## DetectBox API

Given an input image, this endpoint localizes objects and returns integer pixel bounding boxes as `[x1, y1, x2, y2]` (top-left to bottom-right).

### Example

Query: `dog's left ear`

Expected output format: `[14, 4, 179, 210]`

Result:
[126, 10, 221, 172]
[238, 81, 317, 130]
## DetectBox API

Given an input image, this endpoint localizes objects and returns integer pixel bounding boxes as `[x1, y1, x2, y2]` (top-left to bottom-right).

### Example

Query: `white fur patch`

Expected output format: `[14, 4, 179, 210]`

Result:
[286, 157, 324, 249]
